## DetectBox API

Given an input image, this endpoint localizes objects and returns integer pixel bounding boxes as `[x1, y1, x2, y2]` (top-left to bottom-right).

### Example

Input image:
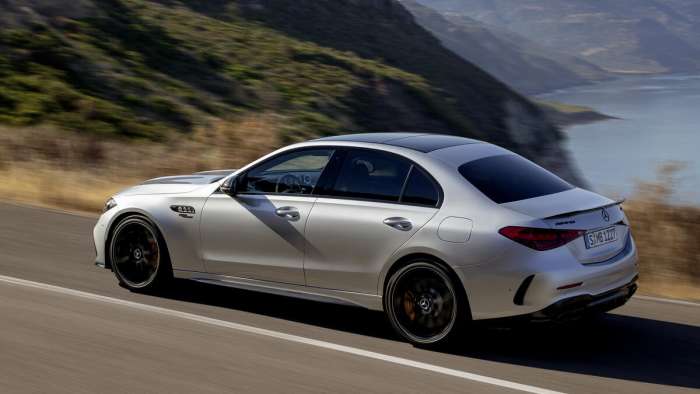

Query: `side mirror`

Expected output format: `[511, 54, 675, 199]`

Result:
[220, 176, 239, 196]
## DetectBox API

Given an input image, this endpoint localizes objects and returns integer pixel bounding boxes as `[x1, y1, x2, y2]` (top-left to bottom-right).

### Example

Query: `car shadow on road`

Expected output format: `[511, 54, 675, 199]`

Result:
[452, 314, 700, 390]
[157, 279, 700, 390]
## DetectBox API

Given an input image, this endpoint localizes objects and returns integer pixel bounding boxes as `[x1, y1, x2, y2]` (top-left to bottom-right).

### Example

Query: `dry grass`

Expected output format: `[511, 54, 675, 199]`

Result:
[624, 163, 700, 301]
[0, 114, 283, 212]
[1, 129, 698, 301]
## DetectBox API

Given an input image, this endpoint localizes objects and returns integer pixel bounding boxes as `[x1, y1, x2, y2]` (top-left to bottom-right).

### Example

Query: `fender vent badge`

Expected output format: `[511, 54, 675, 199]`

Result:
[171, 205, 196, 218]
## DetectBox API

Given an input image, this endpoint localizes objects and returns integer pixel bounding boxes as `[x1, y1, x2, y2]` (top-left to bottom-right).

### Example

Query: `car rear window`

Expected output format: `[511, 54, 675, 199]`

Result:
[458, 154, 573, 204]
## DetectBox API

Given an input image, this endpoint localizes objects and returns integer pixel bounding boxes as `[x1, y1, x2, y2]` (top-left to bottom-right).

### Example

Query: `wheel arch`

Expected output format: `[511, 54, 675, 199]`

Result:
[104, 209, 170, 270]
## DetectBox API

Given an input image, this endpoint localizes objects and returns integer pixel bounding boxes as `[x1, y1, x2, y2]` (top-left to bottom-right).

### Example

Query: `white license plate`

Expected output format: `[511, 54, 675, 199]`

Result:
[585, 226, 618, 249]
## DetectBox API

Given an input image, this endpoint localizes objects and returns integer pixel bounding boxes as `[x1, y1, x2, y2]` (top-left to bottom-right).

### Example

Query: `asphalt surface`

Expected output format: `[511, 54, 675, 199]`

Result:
[0, 202, 698, 393]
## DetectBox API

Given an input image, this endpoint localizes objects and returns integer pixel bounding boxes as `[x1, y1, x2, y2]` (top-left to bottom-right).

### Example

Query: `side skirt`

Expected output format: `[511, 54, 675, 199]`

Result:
[173, 270, 384, 311]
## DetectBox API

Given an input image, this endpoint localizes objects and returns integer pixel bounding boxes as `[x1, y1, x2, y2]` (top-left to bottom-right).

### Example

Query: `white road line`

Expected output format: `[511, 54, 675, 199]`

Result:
[0, 274, 563, 394]
[634, 295, 700, 307]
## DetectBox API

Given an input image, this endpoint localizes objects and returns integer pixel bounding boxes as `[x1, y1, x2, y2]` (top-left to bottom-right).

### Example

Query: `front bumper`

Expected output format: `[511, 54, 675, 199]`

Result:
[93, 210, 114, 269]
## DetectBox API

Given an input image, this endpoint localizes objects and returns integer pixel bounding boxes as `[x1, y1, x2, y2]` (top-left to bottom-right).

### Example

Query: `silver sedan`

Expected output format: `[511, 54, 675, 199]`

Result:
[94, 133, 639, 346]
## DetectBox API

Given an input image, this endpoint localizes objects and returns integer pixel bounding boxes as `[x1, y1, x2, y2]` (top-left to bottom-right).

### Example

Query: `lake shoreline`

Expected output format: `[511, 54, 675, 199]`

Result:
[549, 108, 617, 128]
[534, 72, 700, 128]
[543, 73, 700, 205]
[536, 100, 617, 129]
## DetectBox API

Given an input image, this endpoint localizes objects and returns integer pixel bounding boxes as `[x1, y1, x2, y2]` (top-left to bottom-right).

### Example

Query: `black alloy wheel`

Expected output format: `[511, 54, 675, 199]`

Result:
[385, 261, 467, 346]
[110, 216, 171, 291]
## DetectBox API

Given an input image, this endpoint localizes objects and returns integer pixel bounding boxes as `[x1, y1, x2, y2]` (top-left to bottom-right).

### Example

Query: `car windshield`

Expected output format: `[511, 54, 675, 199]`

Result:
[458, 154, 573, 204]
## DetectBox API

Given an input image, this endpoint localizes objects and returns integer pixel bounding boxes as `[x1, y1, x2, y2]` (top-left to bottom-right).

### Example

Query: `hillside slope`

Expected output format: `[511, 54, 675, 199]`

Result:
[400, 0, 608, 94]
[418, 0, 700, 74]
[0, 0, 581, 182]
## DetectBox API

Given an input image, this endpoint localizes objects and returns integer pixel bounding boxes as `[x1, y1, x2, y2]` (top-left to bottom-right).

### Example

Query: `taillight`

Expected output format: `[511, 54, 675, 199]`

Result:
[499, 226, 584, 251]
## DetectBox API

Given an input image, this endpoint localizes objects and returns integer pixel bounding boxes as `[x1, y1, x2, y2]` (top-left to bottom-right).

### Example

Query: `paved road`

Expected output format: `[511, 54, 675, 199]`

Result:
[0, 202, 698, 393]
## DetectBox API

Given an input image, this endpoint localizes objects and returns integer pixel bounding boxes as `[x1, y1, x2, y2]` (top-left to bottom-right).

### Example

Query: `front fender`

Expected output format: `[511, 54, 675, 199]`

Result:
[95, 195, 207, 273]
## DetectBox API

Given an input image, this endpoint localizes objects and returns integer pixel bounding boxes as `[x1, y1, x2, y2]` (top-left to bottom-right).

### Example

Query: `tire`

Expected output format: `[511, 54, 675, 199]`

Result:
[109, 215, 172, 292]
[384, 261, 468, 346]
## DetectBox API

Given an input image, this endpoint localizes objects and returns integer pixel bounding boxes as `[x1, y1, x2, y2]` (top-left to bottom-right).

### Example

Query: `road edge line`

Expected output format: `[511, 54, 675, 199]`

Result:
[0, 274, 563, 394]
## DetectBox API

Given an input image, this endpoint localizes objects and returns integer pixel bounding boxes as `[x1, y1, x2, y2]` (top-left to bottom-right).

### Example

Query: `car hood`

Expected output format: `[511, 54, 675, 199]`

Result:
[115, 170, 237, 197]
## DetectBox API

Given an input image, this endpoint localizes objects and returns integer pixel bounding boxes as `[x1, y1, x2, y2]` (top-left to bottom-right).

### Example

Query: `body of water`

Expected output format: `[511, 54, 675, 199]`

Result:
[540, 74, 700, 204]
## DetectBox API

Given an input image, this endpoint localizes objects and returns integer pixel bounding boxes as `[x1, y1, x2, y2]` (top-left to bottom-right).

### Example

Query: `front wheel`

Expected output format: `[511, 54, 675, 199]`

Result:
[384, 261, 468, 346]
[109, 216, 171, 291]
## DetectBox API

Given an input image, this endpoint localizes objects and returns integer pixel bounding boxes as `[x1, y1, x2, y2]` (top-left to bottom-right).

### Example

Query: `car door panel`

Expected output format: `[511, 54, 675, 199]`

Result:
[200, 193, 314, 285]
[305, 198, 437, 294]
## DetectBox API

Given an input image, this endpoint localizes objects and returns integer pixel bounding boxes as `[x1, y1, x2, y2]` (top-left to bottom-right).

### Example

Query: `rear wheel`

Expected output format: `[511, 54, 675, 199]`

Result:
[384, 261, 468, 346]
[109, 216, 171, 291]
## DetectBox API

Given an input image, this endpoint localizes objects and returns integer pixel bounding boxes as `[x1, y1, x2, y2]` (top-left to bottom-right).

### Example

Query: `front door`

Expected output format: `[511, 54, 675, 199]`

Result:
[200, 148, 335, 284]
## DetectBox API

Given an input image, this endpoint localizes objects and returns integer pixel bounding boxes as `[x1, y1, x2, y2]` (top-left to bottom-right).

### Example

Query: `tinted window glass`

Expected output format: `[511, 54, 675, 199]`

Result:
[242, 149, 333, 195]
[329, 150, 410, 202]
[458, 154, 573, 204]
[401, 167, 439, 207]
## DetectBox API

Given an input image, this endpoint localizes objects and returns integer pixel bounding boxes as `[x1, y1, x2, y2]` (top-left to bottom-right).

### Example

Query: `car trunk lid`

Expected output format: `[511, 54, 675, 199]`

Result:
[502, 188, 629, 264]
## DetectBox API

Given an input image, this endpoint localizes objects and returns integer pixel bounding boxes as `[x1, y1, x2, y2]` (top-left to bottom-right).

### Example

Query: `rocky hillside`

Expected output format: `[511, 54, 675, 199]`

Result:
[401, 0, 608, 94]
[0, 0, 581, 183]
[417, 0, 700, 74]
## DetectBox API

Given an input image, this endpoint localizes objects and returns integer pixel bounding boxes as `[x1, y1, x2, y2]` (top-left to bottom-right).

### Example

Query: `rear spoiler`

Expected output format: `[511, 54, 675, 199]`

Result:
[545, 199, 625, 220]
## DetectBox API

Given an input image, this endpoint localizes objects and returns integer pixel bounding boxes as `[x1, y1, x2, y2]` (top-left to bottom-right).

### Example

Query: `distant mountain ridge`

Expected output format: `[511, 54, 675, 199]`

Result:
[417, 0, 700, 74]
[400, 0, 609, 94]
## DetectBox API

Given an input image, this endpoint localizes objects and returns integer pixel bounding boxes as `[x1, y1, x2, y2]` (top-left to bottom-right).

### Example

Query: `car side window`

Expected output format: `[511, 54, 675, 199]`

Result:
[401, 167, 439, 207]
[241, 149, 334, 195]
[328, 149, 411, 203]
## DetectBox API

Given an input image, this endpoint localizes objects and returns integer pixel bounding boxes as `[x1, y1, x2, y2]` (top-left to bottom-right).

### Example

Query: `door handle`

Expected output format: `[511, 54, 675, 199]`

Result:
[383, 217, 413, 231]
[275, 206, 300, 221]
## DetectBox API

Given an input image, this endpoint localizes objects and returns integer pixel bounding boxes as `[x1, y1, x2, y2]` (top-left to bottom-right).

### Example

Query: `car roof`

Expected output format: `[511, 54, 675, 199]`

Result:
[313, 133, 481, 153]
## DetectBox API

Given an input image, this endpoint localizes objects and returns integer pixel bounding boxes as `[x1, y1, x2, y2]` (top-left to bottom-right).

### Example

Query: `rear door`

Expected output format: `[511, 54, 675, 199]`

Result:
[304, 148, 440, 294]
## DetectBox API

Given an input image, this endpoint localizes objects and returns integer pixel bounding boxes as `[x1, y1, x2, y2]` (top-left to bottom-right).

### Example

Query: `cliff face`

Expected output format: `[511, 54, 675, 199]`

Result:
[0, 0, 583, 184]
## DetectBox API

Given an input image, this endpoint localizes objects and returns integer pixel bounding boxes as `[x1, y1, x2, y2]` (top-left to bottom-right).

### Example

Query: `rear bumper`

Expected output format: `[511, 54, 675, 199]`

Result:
[458, 234, 639, 320]
[529, 278, 637, 321]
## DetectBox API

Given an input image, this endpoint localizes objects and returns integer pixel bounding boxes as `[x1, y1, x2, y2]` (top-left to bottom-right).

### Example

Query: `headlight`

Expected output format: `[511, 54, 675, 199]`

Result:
[103, 198, 117, 213]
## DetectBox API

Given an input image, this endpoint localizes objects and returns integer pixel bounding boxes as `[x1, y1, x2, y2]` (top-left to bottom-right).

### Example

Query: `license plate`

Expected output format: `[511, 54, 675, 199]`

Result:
[585, 226, 618, 249]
